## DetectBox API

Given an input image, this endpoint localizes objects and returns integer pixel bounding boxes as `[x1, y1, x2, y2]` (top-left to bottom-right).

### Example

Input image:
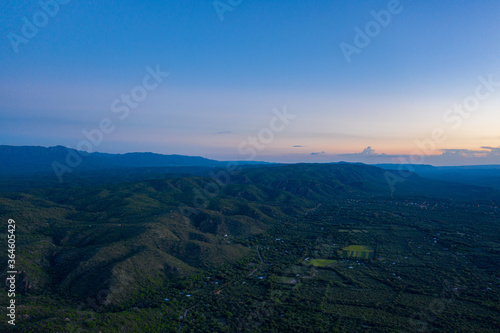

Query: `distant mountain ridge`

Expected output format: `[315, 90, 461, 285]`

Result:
[231, 163, 500, 201]
[374, 163, 500, 191]
[0, 145, 268, 174]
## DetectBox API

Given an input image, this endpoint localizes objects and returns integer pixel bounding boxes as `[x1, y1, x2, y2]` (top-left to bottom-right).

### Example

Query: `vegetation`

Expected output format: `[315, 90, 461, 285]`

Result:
[0, 163, 499, 332]
[307, 259, 337, 267]
[340, 245, 374, 259]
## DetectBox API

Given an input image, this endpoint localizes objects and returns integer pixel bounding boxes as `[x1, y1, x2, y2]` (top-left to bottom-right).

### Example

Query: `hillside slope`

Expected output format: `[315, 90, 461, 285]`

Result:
[1, 162, 498, 306]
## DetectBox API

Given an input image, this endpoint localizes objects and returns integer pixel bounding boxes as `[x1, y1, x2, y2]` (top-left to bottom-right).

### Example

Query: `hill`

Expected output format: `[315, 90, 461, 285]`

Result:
[375, 163, 500, 191]
[1, 162, 499, 331]
[0, 145, 269, 175]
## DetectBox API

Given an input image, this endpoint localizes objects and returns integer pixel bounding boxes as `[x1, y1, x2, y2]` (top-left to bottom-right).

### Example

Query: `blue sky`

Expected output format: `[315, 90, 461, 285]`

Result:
[1, 0, 500, 165]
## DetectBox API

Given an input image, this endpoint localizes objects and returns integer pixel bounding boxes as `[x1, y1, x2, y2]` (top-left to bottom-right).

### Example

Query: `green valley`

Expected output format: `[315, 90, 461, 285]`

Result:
[0, 163, 499, 332]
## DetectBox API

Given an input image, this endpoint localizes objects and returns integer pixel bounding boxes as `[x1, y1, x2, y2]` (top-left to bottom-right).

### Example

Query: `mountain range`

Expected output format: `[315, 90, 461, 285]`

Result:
[1, 146, 499, 331]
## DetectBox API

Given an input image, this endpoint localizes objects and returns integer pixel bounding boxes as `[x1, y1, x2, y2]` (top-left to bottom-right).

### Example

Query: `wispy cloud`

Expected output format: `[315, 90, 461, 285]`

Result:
[337, 146, 395, 159]
[440, 147, 500, 158]
[334, 146, 500, 166]
[311, 151, 325, 156]
[480, 146, 500, 154]
[213, 131, 232, 135]
[293, 145, 306, 148]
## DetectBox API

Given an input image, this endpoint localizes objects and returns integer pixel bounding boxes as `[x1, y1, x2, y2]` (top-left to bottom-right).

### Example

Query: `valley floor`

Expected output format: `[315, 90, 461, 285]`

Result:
[3, 197, 499, 332]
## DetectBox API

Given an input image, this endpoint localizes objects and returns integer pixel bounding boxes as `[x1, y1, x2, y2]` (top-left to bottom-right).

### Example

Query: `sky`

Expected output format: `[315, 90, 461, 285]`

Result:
[1, 0, 500, 165]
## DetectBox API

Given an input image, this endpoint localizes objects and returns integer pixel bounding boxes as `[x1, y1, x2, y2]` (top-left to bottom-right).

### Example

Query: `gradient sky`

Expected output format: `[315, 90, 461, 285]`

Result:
[1, 0, 500, 165]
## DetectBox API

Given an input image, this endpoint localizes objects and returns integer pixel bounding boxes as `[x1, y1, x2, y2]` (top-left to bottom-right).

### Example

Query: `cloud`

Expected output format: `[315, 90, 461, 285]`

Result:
[332, 146, 500, 166]
[440, 147, 500, 157]
[436, 147, 500, 161]
[440, 149, 488, 157]
[480, 146, 500, 155]
[360, 146, 377, 155]
[337, 146, 393, 159]
[293, 145, 306, 148]
[252, 146, 500, 165]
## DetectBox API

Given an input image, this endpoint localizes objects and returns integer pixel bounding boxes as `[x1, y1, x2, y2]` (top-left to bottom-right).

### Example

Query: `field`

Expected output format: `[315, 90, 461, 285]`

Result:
[307, 259, 337, 267]
[340, 245, 375, 259]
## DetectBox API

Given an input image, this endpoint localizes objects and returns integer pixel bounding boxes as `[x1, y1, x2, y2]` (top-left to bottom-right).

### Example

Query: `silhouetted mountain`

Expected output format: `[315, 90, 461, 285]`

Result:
[0, 145, 269, 174]
[375, 163, 500, 191]
[233, 163, 500, 201]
